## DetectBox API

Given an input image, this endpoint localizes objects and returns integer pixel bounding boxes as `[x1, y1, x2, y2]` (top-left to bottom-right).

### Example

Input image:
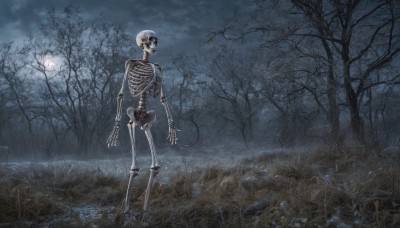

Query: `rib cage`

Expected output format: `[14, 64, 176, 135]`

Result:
[127, 60, 161, 98]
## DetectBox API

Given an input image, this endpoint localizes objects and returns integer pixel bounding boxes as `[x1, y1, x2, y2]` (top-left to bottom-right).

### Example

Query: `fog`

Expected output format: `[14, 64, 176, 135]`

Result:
[1, 1, 400, 226]
[1, 1, 399, 160]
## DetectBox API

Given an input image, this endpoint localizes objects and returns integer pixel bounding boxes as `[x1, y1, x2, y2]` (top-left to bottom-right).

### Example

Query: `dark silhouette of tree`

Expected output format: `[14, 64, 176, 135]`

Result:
[209, 0, 400, 145]
[0, 42, 45, 156]
[171, 55, 206, 146]
[30, 7, 135, 157]
[206, 46, 265, 147]
[292, 0, 400, 144]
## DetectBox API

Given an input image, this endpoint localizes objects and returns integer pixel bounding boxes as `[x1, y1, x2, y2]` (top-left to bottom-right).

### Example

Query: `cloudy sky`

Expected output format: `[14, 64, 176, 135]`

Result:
[0, 0, 246, 63]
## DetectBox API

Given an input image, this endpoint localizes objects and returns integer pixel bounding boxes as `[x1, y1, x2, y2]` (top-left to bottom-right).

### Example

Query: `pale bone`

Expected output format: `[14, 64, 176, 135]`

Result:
[106, 30, 178, 213]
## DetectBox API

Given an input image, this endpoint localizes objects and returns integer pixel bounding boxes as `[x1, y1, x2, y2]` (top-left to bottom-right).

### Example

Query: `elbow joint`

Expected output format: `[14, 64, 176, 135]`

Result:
[161, 96, 167, 103]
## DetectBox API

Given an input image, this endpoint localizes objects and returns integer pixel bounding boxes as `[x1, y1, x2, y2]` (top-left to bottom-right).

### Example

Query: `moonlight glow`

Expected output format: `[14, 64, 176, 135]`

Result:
[43, 56, 60, 71]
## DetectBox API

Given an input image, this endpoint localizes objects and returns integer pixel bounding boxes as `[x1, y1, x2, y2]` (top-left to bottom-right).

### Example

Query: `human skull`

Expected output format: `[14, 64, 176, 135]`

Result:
[136, 30, 158, 54]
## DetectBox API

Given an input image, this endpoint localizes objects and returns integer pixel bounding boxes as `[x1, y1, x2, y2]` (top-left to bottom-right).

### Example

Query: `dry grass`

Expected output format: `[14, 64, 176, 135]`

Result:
[0, 145, 399, 227]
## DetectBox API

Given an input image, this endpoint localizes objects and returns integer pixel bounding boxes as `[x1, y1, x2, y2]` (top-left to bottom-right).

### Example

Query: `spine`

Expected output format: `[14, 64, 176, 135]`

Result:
[138, 92, 147, 111]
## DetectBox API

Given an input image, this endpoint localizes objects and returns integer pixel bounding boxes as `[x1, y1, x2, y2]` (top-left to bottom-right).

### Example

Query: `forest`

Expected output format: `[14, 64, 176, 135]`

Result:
[0, 0, 399, 227]
[1, 1, 400, 158]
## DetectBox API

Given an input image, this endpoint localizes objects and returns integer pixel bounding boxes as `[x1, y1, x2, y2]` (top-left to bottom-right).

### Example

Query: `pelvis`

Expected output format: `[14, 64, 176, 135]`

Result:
[127, 107, 156, 129]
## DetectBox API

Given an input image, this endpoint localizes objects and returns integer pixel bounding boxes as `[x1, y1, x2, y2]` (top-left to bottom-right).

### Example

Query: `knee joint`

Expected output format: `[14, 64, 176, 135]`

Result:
[150, 166, 160, 175]
[130, 168, 140, 176]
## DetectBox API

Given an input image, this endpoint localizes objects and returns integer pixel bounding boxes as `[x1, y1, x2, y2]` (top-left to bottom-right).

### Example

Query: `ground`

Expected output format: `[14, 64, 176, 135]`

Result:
[0, 144, 399, 227]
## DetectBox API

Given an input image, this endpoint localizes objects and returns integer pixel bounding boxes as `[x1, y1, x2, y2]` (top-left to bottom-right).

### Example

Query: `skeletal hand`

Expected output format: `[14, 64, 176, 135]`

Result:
[106, 121, 120, 147]
[167, 122, 179, 145]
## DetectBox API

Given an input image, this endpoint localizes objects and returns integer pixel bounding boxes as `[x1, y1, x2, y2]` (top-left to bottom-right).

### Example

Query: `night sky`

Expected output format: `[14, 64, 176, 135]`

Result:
[0, 0, 245, 63]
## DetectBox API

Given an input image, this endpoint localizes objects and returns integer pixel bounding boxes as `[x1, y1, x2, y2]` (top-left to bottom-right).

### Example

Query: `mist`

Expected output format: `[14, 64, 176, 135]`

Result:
[1, 1, 399, 227]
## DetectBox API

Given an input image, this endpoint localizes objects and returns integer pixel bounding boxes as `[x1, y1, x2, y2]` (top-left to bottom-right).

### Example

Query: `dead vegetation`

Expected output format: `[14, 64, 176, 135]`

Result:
[0, 145, 399, 227]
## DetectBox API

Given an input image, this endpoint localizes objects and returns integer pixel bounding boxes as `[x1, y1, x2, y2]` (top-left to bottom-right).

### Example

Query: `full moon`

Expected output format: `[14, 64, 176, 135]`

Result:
[43, 56, 60, 71]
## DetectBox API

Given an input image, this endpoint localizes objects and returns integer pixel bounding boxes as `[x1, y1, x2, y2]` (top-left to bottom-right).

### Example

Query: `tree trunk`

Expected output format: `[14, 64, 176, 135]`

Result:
[78, 134, 89, 158]
[341, 25, 365, 144]
[324, 41, 340, 143]
[343, 65, 364, 144]
[327, 73, 340, 142]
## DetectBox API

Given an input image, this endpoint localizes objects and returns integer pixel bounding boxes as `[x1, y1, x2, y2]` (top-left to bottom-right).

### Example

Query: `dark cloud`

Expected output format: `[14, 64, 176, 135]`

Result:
[0, 0, 240, 62]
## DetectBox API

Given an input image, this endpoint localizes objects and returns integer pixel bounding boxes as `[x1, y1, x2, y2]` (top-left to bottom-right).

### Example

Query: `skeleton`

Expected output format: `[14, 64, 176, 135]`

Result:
[106, 30, 178, 213]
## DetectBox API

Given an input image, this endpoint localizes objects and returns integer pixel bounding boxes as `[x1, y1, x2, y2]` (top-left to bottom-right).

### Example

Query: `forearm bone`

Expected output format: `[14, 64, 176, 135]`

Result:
[160, 86, 178, 144]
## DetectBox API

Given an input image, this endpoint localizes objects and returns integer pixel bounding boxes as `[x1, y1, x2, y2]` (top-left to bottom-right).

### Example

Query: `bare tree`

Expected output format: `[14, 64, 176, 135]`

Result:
[0, 42, 46, 156]
[205, 46, 265, 146]
[0, 43, 13, 144]
[0, 43, 37, 133]
[208, 0, 342, 145]
[209, 0, 400, 145]
[170, 55, 206, 146]
[291, 0, 400, 144]
[30, 7, 134, 157]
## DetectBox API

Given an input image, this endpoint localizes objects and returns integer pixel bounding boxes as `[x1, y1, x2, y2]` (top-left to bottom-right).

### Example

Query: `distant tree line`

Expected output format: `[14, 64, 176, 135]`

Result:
[1, 1, 399, 159]
[208, 0, 400, 147]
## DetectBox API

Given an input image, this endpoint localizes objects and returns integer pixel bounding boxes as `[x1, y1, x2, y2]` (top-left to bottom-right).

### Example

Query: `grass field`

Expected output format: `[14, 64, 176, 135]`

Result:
[0, 145, 399, 227]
